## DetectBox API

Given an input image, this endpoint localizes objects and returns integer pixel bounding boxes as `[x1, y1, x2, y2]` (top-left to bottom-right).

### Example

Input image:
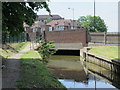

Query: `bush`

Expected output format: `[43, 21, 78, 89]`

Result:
[38, 40, 57, 64]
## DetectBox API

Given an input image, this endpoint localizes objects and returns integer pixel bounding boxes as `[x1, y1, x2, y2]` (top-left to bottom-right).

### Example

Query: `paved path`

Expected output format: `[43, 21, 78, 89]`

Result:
[2, 43, 40, 88]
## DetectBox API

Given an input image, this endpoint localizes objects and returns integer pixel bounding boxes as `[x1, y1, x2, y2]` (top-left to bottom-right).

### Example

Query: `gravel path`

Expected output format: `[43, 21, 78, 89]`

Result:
[2, 43, 39, 88]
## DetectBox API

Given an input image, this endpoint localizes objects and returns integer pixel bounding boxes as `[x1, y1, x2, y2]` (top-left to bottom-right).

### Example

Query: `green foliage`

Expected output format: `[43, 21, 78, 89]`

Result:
[38, 40, 57, 64]
[77, 15, 107, 32]
[18, 50, 66, 88]
[21, 50, 41, 59]
[2, 2, 50, 36]
[44, 17, 52, 24]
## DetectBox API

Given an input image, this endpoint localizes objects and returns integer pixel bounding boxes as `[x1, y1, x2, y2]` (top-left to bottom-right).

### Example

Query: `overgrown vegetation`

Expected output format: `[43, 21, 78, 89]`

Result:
[88, 46, 120, 60]
[1, 42, 29, 58]
[17, 50, 66, 89]
[38, 40, 57, 64]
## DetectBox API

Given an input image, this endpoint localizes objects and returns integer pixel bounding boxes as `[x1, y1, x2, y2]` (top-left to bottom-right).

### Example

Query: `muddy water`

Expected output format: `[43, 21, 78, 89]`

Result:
[47, 55, 120, 89]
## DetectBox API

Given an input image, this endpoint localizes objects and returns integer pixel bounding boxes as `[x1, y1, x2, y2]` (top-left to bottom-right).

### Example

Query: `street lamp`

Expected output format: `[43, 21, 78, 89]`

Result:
[94, 0, 95, 31]
[68, 8, 74, 29]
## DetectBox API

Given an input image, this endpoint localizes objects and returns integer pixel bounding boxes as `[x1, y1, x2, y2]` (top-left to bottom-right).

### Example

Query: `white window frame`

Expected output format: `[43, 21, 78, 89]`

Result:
[49, 27, 52, 31]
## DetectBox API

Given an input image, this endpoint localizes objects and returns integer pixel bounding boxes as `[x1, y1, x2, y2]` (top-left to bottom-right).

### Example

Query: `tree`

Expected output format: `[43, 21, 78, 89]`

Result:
[2, 2, 50, 36]
[44, 17, 52, 24]
[77, 15, 107, 32]
[38, 40, 57, 64]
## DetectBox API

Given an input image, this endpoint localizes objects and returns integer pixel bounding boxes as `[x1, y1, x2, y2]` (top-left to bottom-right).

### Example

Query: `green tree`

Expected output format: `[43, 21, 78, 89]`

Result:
[2, 2, 50, 36]
[77, 15, 107, 32]
[38, 40, 57, 64]
[44, 17, 52, 24]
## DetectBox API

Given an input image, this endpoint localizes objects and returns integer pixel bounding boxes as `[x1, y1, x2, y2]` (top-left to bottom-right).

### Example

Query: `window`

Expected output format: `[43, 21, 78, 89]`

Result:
[59, 26, 64, 30]
[56, 26, 64, 31]
[71, 26, 74, 30]
[33, 28, 37, 32]
[74, 26, 77, 29]
[71, 26, 77, 30]
[49, 27, 52, 31]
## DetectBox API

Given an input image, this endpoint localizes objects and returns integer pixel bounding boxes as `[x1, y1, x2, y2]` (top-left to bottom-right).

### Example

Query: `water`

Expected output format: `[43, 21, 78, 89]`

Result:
[47, 55, 120, 89]
[58, 75, 115, 88]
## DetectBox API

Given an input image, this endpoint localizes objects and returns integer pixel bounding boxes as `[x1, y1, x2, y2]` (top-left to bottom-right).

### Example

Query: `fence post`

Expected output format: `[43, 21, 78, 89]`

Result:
[104, 32, 107, 45]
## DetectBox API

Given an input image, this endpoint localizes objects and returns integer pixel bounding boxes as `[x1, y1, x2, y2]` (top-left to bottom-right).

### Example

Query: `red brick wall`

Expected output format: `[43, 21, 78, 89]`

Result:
[45, 29, 88, 47]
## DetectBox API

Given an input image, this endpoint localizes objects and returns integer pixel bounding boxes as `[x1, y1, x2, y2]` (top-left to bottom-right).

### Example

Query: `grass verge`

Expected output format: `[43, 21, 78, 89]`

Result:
[17, 50, 66, 89]
[88, 46, 120, 60]
[1, 42, 30, 58]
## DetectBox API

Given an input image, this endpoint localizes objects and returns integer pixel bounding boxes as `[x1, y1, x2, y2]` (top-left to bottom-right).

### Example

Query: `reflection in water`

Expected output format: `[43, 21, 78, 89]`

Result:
[47, 55, 120, 89]
[58, 74, 115, 88]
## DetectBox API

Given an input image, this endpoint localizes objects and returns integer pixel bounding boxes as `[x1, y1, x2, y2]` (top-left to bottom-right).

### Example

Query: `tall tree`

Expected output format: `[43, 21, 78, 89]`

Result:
[77, 15, 107, 32]
[2, 2, 50, 36]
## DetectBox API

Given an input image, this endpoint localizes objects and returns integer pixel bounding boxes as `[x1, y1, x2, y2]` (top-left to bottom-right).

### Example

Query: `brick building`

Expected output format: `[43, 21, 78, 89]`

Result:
[24, 21, 46, 41]
[46, 19, 86, 31]
[37, 15, 63, 22]
[23, 15, 89, 47]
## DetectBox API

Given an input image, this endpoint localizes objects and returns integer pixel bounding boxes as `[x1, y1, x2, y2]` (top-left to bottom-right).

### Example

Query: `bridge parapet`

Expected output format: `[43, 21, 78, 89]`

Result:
[52, 43, 83, 50]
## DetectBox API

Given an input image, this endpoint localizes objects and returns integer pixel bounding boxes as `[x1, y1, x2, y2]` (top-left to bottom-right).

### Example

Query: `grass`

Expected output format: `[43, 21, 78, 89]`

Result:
[88, 46, 120, 60]
[21, 50, 41, 59]
[1, 42, 30, 58]
[17, 50, 66, 89]
[12, 42, 30, 51]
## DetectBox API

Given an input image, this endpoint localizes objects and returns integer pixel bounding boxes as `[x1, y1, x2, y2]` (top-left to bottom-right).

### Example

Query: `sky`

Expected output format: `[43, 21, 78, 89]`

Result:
[37, 0, 119, 32]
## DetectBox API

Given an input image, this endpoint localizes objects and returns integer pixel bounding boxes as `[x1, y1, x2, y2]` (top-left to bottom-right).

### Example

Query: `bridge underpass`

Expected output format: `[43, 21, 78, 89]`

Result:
[51, 43, 83, 56]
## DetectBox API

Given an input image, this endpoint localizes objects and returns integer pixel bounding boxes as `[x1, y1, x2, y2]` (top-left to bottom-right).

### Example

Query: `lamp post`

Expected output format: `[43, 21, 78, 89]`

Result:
[94, 1, 97, 89]
[94, 0, 96, 32]
[68, 8, 74, 29]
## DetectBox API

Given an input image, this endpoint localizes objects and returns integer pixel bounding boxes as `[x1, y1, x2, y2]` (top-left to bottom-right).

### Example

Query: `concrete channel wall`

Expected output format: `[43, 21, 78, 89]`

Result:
[89, 32, 120, 44]
[80, 47, 120, 74]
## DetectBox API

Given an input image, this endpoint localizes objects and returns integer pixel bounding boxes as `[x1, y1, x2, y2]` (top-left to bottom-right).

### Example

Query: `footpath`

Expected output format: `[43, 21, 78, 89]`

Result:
[2, 43, 40, 88]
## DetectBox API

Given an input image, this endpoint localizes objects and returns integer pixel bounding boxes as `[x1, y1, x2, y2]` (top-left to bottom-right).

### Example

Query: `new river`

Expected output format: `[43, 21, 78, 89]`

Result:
[47, 55, 120, 89]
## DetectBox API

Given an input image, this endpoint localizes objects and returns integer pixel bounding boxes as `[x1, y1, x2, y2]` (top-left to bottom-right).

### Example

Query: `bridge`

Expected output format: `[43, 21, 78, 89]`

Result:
[45, 29, 89, 50]
[52, 43, 83, 50]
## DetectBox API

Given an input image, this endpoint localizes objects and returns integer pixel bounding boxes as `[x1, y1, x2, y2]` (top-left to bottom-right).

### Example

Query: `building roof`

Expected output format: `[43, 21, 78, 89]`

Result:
[46, 19, 81, 27]
[37, 15, 62, 20]
[31, 21, 46, 28]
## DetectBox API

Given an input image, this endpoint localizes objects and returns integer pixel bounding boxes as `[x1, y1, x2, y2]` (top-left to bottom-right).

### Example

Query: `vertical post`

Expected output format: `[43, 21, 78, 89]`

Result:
[118, 2, 120, 64]
[13, 35, 14, 43]
[104, 32, 107, 45]
[43, 30, 46, 42]
[94, 0, 96, 32]
[17, 35, 18, 43]
[0, 2, 2, 90]
[94, 76, 96, 90]
[73, 8, 74, 29]
[9, 35, 10, 43]
[68, 8, 74, 29]
[118, 1, 120, 47]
